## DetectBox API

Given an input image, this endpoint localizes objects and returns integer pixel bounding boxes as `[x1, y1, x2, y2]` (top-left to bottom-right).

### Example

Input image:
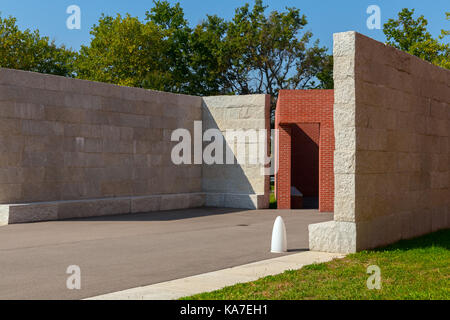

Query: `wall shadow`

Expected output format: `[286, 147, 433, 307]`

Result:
[65, 207, 245, 222]
[202, 102, 265, 195]
[373, 229, 450, 252]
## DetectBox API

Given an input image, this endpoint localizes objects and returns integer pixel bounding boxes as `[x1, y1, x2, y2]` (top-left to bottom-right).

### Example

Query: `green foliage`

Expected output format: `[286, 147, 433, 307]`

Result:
[193, 0, 333, 97]
[383, 9, 449, 69]
[75, 14, 167, 88]
[75, 0, 332, 97]
[145, 1, 193, 92]
[0, 14, 76, 76]
[440, 12, 449, 37]
[3, 4, 449, 95]
[75, 1, 195, 93]
[189, 15, 229, 95]
[316, 55, 333, 89]
[2, 1, 333, 96]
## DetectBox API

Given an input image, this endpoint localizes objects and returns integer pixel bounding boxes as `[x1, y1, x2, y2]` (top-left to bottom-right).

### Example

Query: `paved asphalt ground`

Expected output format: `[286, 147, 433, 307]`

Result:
[0, 208, 332, 300]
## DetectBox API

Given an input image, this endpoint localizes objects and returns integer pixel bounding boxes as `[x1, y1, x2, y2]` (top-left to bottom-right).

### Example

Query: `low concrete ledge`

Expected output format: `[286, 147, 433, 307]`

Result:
[0, 193, 206, 225]
[0, 191, 271, 226]
[205, 193, 269, 209]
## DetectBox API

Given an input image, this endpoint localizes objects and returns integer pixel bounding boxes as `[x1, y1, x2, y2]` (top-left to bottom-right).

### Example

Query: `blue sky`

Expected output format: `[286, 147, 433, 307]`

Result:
[1, 0, 448, 52]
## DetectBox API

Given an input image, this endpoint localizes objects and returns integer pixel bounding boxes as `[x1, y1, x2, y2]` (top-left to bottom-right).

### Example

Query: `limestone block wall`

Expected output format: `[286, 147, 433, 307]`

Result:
[309, 31, 450, 253]
[202, 95, 271, 209]
[0, 68, 203, 224]
[0, 68, 271, 224]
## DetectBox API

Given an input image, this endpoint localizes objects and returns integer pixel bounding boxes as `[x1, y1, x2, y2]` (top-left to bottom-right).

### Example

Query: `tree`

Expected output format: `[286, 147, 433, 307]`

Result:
[437, 12, 450, 69]
[189, 15, 230, 95]
[441, 12, 450, 37]
[316, 55, 333, 89]
[75, 1, 195, 93]
[144, 1, 193, 92]
[75, 14, 168, 88]
[383, 9, 449, 69]
[193, 0, 332, 98]
[76, 0, 333, 98]
[0, 14, 76, 76]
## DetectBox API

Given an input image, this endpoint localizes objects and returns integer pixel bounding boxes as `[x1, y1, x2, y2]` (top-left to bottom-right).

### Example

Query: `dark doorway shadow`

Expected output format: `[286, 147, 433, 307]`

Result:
[291, 124, 319, 210]
[302, 197, 319, 209]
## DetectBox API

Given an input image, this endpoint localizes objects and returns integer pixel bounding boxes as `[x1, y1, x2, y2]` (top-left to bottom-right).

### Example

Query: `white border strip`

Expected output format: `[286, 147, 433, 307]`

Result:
[86, 251, 345, 300]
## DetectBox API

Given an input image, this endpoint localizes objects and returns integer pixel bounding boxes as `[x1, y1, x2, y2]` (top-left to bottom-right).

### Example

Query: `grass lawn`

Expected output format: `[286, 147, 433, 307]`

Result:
[184, 229, 450, 300]
[269, 192, 277, 209]
[269, 180, 277, 209]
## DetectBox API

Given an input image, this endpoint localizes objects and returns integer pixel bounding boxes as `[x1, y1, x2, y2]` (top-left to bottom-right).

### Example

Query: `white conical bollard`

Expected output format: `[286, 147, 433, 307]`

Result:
[271, 216, 287, 253]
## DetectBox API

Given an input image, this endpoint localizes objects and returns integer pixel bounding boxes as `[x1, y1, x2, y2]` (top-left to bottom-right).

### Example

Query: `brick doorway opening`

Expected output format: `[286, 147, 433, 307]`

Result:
[291, 123, 320, 209]
[275, 89, 334, 213]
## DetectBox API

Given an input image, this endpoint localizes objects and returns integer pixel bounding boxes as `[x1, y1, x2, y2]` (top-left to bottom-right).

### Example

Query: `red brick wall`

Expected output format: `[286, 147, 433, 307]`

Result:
[275, 124, 291, 209]
[275, 90, 334, 212]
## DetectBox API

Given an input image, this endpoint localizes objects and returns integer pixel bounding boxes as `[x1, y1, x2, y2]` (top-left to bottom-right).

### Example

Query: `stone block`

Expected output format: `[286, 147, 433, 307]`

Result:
[0, 118, 22, 135]
[335, 126, 355, 152]
[101, 181, 133, 197]
[45, 106, 85, 123]
[334, 103, 356, 128]
[431, 206, 448, 232]
[189, 193, 206, 208]
[333, 31, 356, 57]
[224, 194, 258, 209]
[13, 102, 45, 120]
[0, 205, 8, 226]
[309, 221, 357, 253]
[0, 68, 46, 90]
[205, 193, 225, 207]
[119, 113, 149, 128]
[57, 198, 131, 220]
[131, 195, 161, 213]
[333, 56, 355, 80]
[204, 193, 267, 209]
[0, 152, 22, 167]
[159, 194, 191, 211]
[334, 151, 356, 174]
[333, 173, 356, 222]
[7, 202, 58, 224]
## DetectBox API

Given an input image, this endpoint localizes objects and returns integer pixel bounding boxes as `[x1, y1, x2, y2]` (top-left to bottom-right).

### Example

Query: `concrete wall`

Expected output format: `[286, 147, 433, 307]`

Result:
[202, 95, 270, 209]
[0, 68, 270, 224]
[0, 68, 204, 224]
[309, 32, 450, 253]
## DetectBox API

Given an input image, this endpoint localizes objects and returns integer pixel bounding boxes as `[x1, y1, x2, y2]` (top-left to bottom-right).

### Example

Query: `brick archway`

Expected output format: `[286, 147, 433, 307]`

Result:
[275, 90, 334, 212]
